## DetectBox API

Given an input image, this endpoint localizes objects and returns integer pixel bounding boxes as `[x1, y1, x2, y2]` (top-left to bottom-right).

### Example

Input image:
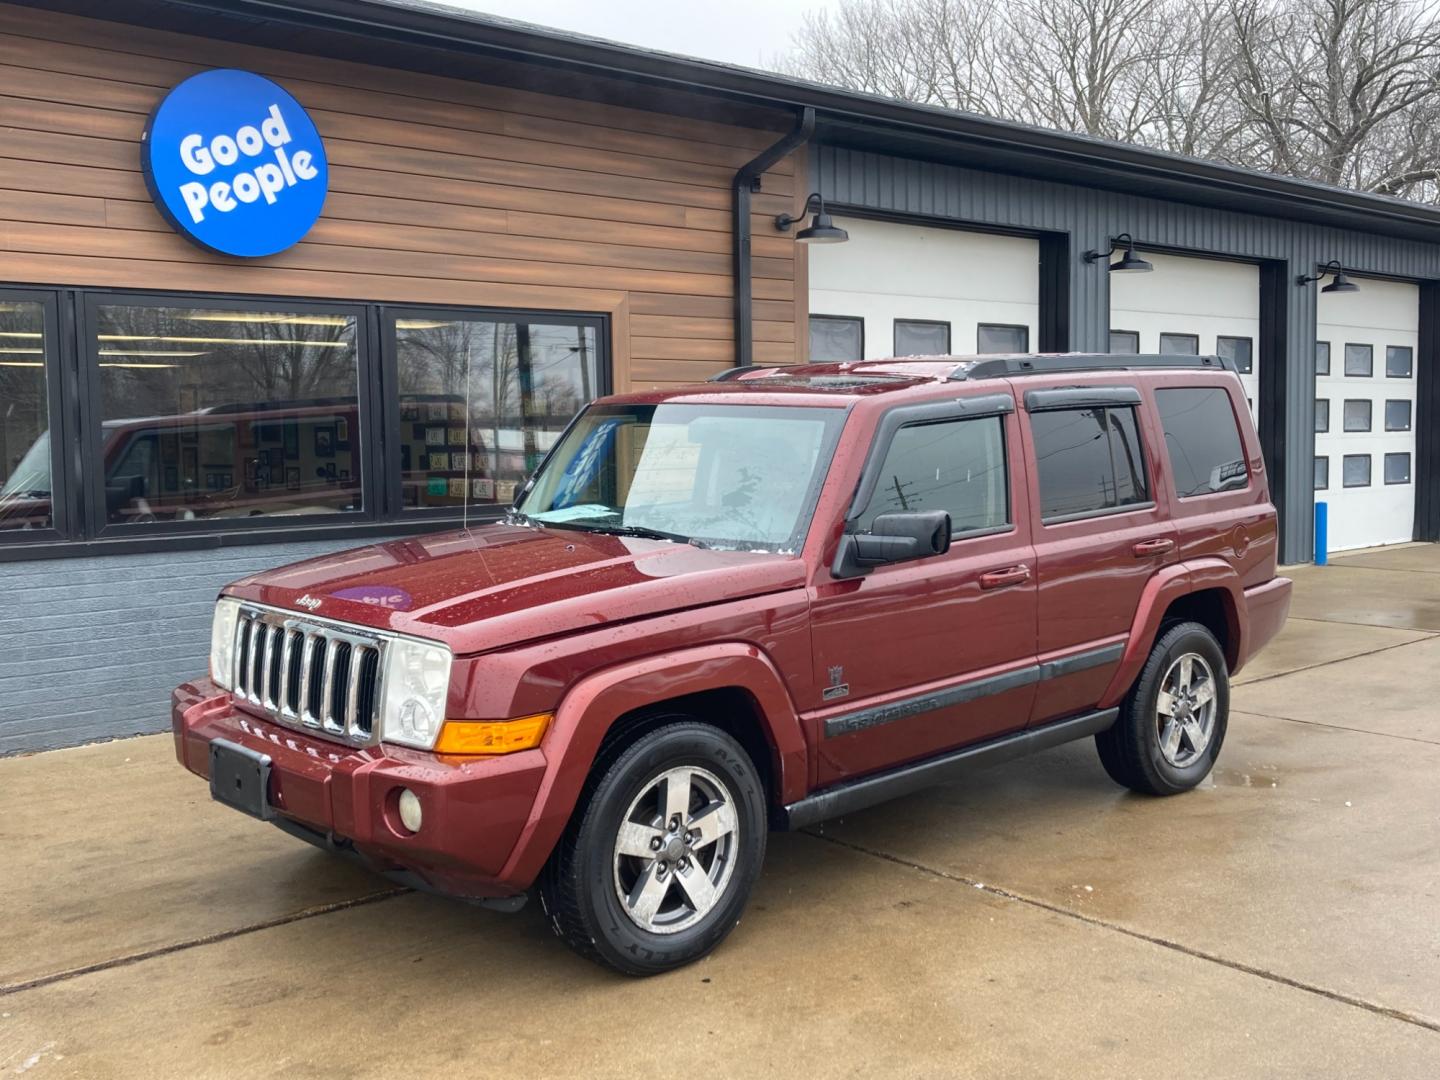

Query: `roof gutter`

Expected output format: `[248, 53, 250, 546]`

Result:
[733, 107, 814, 368]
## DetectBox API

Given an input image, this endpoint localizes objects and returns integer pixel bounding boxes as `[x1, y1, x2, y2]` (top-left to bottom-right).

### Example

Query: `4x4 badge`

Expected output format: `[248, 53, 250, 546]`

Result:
[823, 665, 850, 701]
[295, 594, 322, 611]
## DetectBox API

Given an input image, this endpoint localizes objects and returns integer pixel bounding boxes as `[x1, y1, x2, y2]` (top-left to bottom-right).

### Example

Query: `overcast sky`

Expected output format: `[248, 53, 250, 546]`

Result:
[433, 0, 834, 69]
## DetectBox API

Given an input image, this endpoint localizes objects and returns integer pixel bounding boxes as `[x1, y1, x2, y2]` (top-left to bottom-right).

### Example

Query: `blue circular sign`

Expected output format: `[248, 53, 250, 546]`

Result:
[142, 69, 328, 258]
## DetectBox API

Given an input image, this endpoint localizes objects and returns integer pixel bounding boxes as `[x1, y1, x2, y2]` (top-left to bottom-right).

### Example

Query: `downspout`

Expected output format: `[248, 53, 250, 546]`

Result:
[733, 107, 815, 367]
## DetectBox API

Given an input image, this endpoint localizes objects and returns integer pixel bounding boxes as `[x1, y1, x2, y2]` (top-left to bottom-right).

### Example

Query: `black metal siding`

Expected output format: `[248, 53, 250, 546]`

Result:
[816, 145, 1440, 564]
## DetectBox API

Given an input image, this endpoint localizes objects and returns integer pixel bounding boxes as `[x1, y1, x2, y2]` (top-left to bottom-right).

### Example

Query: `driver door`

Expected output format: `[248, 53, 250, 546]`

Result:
[808, 400, 1038, 786]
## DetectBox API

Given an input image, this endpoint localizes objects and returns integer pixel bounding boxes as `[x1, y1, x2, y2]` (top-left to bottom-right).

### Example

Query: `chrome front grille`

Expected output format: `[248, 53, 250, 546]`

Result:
[232, 606, 385, 745]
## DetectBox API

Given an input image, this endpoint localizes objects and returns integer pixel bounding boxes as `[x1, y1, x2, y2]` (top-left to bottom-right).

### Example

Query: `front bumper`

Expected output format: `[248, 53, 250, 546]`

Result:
[172, 679, 546, 901]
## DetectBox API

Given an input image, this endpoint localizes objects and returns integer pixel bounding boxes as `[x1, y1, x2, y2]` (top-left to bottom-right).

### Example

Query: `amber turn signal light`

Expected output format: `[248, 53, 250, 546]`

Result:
[433, 713, 551, 756]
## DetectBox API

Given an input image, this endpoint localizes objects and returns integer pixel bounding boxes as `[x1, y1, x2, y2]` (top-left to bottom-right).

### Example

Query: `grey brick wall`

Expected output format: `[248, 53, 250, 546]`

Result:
[0, 537, 402, 755]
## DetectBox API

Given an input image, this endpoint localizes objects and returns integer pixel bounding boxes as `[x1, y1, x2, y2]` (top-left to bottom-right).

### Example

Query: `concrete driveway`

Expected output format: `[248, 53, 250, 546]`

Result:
[3, 545, 1439, 1078]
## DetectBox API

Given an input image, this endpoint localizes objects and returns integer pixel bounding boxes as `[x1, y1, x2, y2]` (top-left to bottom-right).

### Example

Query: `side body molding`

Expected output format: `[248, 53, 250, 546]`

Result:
[1096, 559, 1246, 709]
[497, 642, 806, 887]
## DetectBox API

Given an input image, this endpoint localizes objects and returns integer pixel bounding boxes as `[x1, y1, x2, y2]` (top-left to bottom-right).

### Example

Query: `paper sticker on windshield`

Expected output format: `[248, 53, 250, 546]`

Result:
[533, 504, 612, 523]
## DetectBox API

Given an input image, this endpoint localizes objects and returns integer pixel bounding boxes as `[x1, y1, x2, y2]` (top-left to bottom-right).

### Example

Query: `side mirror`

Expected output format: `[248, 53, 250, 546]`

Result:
[833, 510, 952, 578]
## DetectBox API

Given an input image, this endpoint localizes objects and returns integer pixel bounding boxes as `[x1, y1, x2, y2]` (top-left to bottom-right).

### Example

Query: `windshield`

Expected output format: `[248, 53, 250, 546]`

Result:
[517, 402, 846, 553]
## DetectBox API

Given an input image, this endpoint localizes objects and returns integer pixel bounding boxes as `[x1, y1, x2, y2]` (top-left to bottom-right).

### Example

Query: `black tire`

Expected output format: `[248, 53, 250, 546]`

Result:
[1095, 621, 1229, 796]
[538, 719, 767, 976]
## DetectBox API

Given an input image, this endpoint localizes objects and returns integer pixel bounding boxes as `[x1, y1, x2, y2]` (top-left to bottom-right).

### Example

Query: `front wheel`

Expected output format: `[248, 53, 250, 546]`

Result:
[539, 720, 767, 975]
[1095, 621, 1229, 795]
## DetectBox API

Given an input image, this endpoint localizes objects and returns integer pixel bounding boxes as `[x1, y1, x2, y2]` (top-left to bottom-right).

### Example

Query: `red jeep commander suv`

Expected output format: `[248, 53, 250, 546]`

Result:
[174, 353, 1292, 974]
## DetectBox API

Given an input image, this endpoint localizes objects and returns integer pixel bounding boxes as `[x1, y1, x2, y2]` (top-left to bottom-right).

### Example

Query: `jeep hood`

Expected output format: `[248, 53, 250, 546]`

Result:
[222, 523, 805, 654]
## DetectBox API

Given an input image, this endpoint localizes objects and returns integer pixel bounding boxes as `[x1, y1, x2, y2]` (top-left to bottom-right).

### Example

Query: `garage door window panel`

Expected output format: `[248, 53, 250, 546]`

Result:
[1385, 400, 1412, 431]
[1384, 453, 1411, 485]
[88, 299, 366, 532]
[1031, 406, 1151, 522]
[1159, 333, 1199, 356]
[1342, 454, 1371, 487]
[810, 316, 864, 362]
[1344, 344, 1373, 377]
[1315, 341, 1331, 376]
[894, 319, 950, 356]
[1315, 456, 1329, 490]
[1342, 399, 1372, 432]
[977, 324, 1029, 354]
[1386, 346, 1413, 378]
[1315, 399, 1330, 433]
[1109, 330, 1139, 354]
[1217, 336, 1253, 374]
[855, 416, 1009, 536]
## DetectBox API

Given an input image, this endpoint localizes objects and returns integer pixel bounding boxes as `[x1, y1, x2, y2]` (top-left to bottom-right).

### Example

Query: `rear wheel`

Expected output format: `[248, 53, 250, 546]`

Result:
[1095, 621, 1229, 795]
[539, 720, 767, 975]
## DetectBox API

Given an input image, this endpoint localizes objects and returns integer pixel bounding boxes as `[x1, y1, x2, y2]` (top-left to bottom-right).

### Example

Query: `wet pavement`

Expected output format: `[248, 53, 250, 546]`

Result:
[2, 545, 1438, 1077]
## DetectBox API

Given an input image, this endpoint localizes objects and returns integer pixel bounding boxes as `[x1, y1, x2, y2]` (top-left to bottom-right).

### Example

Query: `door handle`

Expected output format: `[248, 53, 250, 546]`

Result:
[979, 565, 1031, 590]
[1132, 538, 1175, 557]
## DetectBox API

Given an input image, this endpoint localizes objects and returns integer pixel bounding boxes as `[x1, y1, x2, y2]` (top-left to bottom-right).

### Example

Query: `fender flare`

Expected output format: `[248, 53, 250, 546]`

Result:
[497, 642, 806, 888]
[1097, 559, 1246, 708]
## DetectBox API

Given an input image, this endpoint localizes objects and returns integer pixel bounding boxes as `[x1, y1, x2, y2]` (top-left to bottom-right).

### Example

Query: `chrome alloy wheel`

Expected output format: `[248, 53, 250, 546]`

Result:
[612, 766, 739, 934]
[1155, 652, 1218, 767]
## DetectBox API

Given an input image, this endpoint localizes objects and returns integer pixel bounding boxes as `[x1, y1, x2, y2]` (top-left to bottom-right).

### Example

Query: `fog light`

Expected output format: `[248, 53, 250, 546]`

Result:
[397, 788, 423, 833]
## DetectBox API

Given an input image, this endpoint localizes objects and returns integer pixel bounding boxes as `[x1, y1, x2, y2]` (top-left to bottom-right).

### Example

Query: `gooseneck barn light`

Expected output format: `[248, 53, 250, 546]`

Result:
[1297, 260, 1360, 293]
[775, 192, 849, 244]
[1084, 233, 1153, 273]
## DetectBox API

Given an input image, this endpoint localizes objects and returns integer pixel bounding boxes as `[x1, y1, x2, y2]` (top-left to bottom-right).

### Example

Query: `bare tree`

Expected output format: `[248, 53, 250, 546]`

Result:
[778, 0, 1440, 203]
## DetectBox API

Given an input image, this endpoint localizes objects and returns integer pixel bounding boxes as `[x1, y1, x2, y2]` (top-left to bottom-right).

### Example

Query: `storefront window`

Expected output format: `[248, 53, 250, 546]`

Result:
[393, 315, 601, 512]
[93, 303, 362, 525]
[0, 301, 52, 532]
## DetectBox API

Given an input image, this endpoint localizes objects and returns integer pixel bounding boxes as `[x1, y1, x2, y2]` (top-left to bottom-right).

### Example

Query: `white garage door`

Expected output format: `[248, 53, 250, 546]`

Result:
[1108, 253, 1260, 421]
[1315, 278, 1418, 552]
[807, 217, 1039, 361]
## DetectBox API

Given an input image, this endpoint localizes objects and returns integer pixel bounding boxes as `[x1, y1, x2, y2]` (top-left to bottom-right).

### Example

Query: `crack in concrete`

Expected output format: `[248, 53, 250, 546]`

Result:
[1235, 708, 1440, 747]
[1236, 633, 1439, 692]
[813, 832, 1440, 1037]
[0, 888, 407, 999]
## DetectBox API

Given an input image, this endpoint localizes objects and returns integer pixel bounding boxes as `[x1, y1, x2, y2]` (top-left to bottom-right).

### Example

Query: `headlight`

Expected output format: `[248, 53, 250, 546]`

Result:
[379, 638, 453, 749]
[209, 597, 242, 690]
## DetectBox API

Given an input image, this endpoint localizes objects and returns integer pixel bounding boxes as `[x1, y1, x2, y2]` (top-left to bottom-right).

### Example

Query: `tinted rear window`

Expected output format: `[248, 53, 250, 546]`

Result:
[1031, 406, 1149, 520]
[1155, 387, 1248, 497]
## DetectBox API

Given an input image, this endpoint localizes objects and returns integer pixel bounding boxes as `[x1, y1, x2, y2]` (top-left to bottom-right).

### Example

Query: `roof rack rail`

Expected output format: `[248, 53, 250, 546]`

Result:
[708, 364, 778, 382]
[948, 353, 1235, 381]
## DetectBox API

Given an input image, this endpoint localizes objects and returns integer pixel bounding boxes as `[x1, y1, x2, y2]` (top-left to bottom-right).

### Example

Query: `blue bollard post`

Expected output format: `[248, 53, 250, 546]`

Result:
[1314, 501, 1328, 566]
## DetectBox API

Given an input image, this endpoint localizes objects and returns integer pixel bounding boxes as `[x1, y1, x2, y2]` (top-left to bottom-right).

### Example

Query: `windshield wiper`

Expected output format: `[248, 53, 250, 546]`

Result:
[538, 519, 708, 549]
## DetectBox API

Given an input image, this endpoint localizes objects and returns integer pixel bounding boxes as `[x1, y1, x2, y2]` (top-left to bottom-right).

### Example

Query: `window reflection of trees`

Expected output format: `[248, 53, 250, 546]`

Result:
[0, 302, 50, 529]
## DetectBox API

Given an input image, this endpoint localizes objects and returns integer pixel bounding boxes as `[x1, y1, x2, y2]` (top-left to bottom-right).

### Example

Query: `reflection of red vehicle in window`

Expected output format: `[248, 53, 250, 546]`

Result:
[99, 399, 360, 524]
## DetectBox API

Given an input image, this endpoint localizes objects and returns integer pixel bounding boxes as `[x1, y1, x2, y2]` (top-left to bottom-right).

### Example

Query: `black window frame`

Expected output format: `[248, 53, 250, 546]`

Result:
[1341, 398, 1372, 433]
[976, 322, 1030, 354]
[1216, 335, 1253, 374]
[1108, 329, 1140, 354]
[1344, 343, 1373, 377]
[1384, 452, 1412, 486]
[1315, 398, 1330, 433]
[1315, 340, 1331, 376]
[892, 318, 951, 357]
[0, 287, 612, 562]
[0, 287, 69, 547]
[1314, 456, 1329, 491]
[1158, 332, 1200, 356]
[381, 305, 610, 526]
[809, 314, 865, 362]
[1385, 345, 1413, 379]
[1384, 399, 1412, 432]
[1342, 453, 1372, 488]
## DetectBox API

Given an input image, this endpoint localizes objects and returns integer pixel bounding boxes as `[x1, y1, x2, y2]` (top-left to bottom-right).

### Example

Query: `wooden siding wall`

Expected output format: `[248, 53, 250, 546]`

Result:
[0, 3, 805, 389]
